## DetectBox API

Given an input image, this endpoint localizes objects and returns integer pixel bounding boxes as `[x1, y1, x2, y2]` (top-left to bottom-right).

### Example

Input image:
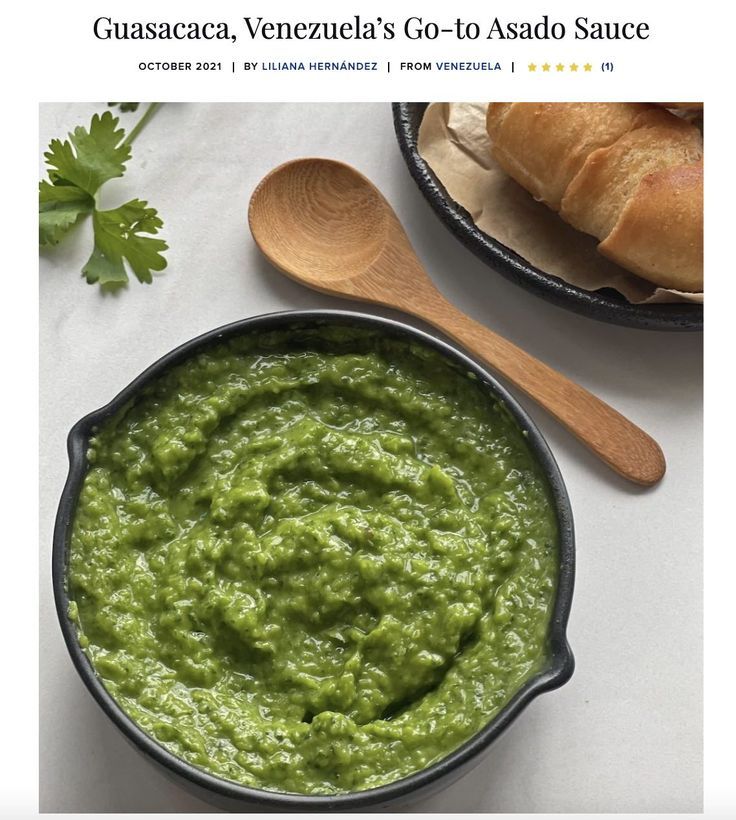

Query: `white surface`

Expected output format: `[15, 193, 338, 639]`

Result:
[39, 102, 702, 813]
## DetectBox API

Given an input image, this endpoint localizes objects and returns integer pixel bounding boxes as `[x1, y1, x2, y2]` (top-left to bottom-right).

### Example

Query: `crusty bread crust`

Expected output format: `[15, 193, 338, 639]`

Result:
[486, 102, 704, 291]
[486, 103, 645, 210]
[599, 161, 703, 291]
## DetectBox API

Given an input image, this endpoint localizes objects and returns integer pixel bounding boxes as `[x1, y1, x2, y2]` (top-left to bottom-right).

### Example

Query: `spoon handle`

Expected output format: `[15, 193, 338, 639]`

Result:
[412, 295, 665, 486]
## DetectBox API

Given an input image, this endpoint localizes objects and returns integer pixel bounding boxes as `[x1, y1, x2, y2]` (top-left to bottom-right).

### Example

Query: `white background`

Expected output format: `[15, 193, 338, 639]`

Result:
[39, 101, 701, 813]
[2, 0, 733, 815]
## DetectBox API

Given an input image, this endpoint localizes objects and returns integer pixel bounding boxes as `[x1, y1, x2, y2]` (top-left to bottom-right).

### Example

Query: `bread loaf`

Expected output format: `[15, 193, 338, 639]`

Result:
[486, 103, 703, 291]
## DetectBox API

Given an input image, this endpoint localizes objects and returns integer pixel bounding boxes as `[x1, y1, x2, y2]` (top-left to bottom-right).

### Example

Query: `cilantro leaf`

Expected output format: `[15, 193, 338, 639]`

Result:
[39, 180, 94, 246]
[44, 111, 131, 196]
[80, 246, 128, 286]
[82, 199, 168, 286]
[40, 105, 167, 289]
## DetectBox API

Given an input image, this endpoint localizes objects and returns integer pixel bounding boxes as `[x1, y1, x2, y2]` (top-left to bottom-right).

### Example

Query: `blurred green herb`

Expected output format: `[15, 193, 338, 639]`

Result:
[108, 102, 140, 112]
[39, 103, 167, 287]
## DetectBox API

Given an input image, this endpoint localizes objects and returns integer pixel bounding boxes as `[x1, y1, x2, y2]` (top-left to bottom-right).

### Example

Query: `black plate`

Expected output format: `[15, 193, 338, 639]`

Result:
[392, 103, 702, 332]
[54, 310, 575, 811]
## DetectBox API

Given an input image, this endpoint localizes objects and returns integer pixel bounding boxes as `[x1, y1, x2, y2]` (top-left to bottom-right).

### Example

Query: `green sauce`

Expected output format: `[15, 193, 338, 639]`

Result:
[68, 326, 559, 795]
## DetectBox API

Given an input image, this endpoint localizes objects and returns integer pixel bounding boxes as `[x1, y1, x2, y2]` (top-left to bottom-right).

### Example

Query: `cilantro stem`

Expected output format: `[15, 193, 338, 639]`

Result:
[122, 102, 162, 148]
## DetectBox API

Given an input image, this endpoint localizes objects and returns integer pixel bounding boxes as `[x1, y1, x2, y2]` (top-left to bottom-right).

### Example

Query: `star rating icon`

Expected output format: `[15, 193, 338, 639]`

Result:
[527, 61, 593, 74]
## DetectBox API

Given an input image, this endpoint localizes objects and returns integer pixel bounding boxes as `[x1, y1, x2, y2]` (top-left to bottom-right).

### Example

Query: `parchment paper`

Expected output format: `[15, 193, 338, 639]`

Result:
[417, 103, 703, 305]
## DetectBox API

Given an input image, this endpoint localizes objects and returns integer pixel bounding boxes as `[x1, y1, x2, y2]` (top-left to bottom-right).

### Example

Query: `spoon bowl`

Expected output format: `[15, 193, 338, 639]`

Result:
[249, 158, 390, 286]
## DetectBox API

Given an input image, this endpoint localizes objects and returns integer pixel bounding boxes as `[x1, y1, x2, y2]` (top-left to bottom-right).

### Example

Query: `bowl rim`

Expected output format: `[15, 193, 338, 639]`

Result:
[392, 101, 703, 332]
[52, 308, 575, 810]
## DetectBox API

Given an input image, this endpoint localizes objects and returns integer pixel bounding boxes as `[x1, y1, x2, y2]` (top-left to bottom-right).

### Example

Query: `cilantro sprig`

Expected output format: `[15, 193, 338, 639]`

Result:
[39, 104, 167, 288]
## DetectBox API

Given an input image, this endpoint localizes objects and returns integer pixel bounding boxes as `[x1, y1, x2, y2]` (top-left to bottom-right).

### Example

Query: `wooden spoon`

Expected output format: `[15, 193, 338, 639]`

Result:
[248, 157, 666, 486]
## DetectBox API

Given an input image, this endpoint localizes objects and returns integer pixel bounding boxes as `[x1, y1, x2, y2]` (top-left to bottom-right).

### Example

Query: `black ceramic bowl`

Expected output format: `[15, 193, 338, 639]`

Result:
[53, 310, 575, 811]
[393, 102, 702, 332]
